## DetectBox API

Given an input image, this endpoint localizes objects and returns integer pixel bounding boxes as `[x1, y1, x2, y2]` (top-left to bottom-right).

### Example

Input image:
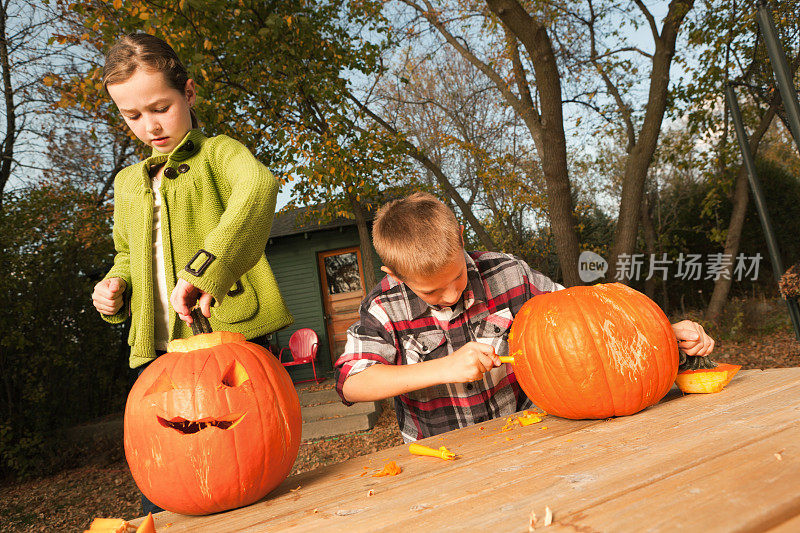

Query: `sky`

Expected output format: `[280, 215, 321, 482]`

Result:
[2, 1, 766, 215]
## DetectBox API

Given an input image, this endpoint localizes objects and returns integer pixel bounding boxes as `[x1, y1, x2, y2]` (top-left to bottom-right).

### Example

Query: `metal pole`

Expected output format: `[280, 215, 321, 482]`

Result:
[725, 83, 800, 341]
[756, 0, 800, 152]
[755, 0, 800, 341]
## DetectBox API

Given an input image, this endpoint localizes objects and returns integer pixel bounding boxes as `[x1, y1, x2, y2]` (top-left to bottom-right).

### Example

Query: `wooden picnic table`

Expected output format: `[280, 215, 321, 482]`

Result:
[133, 367, 800, 532]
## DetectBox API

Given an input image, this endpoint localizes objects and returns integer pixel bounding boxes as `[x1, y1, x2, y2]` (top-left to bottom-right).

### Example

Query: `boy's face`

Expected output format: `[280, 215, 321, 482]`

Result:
[384, 252, 469, 309]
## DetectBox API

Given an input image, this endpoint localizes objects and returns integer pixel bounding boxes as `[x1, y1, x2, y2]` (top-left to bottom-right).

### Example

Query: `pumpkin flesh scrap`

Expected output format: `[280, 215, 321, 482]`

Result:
[136, 513, 156, 533]
[372, 461, 402, 476]
[85, 518, 129, 533]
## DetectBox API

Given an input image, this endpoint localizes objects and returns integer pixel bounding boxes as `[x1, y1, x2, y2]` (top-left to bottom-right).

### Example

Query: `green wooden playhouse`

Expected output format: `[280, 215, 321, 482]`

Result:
[265, 205, 383, 382]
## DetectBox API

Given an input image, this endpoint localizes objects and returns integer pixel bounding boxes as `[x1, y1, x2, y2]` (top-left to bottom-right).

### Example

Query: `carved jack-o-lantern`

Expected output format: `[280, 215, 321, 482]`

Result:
[124, 314, 302, 515]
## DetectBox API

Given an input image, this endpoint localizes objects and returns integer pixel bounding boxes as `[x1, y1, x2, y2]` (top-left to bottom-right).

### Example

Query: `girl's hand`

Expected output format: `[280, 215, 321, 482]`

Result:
[171, 278, 213, 324]
[672, 320, 715, 357]
[444, 342, 501, 383]
[93, 277, 126, 315]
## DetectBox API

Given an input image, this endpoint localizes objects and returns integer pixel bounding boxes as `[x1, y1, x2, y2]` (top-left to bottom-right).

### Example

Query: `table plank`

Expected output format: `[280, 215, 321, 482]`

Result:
[552, 398, 800, 531]
[767, 512, 800, 533]
[325, 368, 800, 532]
[133, 368, 800, 532]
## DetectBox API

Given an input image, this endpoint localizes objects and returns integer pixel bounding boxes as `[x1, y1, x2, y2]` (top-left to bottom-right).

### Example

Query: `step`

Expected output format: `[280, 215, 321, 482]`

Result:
[301, 407, 383, 441]
[301, 399, 379, 422]
[64, 417, 123, 444]
[298, 387, 341, 407]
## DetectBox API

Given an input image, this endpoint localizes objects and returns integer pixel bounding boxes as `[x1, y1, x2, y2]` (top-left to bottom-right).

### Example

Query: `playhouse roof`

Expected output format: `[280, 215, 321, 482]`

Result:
[269, 203, 369, 239]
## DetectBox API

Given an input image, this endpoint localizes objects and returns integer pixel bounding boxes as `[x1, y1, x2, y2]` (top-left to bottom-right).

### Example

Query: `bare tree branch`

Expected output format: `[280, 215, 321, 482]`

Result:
[633, 0, 660, 41]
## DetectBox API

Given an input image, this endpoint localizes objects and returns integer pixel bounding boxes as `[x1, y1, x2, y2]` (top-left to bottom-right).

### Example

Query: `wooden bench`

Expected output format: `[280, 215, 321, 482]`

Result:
[132, 367, 800, 532]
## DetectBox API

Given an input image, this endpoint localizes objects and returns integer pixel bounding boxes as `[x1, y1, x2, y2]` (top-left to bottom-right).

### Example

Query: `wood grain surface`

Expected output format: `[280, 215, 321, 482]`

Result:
[130, 368, 800, 532]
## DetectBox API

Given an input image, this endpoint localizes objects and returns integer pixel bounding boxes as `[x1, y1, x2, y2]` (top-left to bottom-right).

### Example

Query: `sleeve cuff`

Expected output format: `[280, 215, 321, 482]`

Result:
[178, 249, 238, 304]
[336, 359, 379, 406]
[101, 309, 129, 324]
[100, 273, 131, 323]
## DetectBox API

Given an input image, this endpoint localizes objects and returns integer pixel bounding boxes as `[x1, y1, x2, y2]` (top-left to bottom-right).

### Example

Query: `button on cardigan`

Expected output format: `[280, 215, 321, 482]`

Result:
[101, 129, 293, 368]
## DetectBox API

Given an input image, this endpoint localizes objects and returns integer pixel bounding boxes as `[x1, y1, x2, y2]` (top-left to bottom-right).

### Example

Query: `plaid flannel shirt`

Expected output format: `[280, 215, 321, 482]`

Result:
[335, 251, 563, 442]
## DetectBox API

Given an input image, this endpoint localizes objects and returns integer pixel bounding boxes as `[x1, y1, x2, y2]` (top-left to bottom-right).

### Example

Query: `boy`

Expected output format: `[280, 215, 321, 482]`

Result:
[335, 192, 714, 442]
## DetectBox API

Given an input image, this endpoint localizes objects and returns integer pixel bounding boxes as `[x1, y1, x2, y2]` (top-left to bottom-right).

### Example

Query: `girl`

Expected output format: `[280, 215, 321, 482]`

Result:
[90, 33, 293, 511]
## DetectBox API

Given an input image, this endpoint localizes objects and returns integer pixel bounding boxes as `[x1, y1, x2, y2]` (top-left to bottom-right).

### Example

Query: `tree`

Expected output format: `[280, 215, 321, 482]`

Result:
[370, 51, 547, 255]
[0, 178, 127, 478]
[0, 1, 70, 210]
[53, 0, 406, 290]
[375, 0, 578, 283]
[369, 0, 697, 286]
[675, 0, 800, 321]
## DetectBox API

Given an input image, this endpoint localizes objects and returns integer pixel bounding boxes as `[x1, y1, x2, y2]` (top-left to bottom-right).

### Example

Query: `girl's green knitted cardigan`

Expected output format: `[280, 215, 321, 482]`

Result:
[101, 129, 293, 368]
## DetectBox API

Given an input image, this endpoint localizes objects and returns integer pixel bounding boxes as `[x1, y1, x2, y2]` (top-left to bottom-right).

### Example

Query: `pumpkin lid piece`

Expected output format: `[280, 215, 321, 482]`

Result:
[84, 518, 130, 532]
[167, 308, 245, 352]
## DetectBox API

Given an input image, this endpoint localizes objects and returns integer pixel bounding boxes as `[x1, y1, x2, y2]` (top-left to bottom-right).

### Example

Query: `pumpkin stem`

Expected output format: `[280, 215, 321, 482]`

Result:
[678, 352, 718, 371]
[190, 307, 213, 335]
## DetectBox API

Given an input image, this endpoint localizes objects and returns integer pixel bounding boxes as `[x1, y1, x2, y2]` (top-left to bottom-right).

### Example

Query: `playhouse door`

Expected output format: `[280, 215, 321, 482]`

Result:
[318, 247, 366, 367]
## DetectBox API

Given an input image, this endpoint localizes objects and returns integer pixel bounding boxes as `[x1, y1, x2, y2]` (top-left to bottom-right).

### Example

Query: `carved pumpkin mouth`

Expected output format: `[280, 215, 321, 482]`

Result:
[158, 414, 245, 434]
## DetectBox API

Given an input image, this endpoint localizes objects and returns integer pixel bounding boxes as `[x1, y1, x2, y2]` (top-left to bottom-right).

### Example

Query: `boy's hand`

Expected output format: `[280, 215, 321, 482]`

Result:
[672, 320, 715, 357]
[92, 277, 126, 315]
[445, 342, 501, 383]
[171, 279, 213, 324]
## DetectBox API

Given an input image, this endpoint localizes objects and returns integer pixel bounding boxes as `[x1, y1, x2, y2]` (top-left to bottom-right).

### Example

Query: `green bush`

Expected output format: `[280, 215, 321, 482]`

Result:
[0, 182, 130, 479]
[633, 158, 800, 311]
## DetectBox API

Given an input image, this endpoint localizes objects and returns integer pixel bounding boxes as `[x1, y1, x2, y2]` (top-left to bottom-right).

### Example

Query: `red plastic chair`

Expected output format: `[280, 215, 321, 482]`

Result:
[279, 328, 324, 383]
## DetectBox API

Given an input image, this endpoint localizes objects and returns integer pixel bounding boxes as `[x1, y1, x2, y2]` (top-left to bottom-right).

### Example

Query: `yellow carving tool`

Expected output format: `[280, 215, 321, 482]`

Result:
[409, 443, 457, 460]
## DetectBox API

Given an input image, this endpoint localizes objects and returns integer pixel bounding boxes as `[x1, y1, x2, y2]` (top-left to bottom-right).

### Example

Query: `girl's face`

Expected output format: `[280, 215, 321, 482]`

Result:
[107, 68, 196, 154]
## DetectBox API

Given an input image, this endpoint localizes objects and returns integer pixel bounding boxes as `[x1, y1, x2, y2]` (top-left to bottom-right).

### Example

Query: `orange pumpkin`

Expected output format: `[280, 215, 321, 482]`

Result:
[124, 312, 302, 515]
[508, 283, 678, 419]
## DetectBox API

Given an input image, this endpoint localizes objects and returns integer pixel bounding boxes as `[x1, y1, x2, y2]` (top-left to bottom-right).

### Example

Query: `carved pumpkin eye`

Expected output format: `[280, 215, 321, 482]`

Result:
[221, 359, 249, 387]
[144, 370, 177, 397]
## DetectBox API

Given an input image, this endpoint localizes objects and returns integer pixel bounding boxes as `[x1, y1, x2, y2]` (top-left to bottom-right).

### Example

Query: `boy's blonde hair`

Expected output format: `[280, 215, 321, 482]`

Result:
[372, 192, 462, 280]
